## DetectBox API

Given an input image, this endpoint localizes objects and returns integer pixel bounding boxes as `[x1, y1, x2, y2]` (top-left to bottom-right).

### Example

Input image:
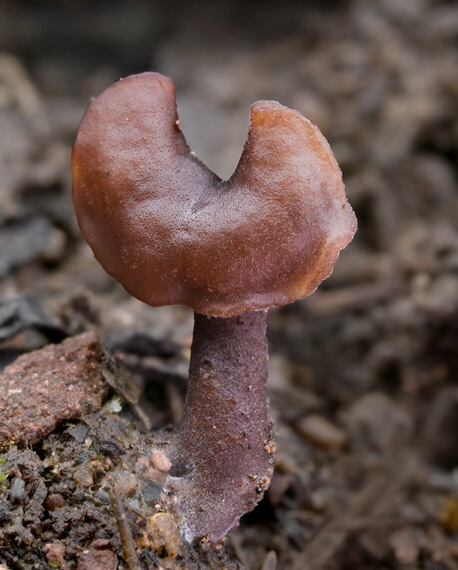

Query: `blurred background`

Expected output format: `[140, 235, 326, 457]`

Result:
[0, 0, 457, 568]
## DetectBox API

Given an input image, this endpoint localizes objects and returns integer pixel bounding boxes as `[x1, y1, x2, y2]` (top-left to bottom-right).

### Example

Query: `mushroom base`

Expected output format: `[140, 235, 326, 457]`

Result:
[164, 310, 274, 543]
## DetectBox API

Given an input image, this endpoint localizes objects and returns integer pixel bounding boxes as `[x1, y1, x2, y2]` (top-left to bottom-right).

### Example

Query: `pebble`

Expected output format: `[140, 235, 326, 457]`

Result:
[141, 479, 162, 505]
[67, 424, 88, 444]
[44, 541, 66, 566]
[73, 465, 94, 487]
[92, 538, 111, 550]
[0, 332, 109, 448]
[115, 470, 137, 495]
[10, 478, 26, 502]
[147, 513, 180, 559]
[389, 528, 419, 565]
[77, 549, 117, 570]
[151, 450, 172, 472]
[95, 490, 110, 505]
[44, 493, 65, 511]
[33, 480, 47, 504]
[296, 414, 348, 450]
[261, 551, 277, 570]
[106, 398, 122, 413]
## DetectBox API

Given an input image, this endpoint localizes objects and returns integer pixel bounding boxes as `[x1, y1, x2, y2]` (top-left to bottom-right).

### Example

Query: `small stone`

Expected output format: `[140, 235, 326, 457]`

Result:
[44, 493, 65, 511]
[95, 490, 110, 505]
[389, 528, 419, 565]
[45, 541, 66, 566]
[98, 438, 121, 458]
[67, 424, 88, 443]
[0, 332, 109, 449]
[310, 490, 327, 511]
[151, 450, 172, 472]
[115, 471, 137, 495]
[148, 513, 180, 559]
[261, 551, 277, 570]
[73, 465, 94, 487]
[92, 538, 111, 550]
[296, 414, 348, 450]
[106, 398, 122, 413]
[33, 480, 47, 504]
[141, 479, 162, 505]
[10, 478, 26, 502]
[77, 549, 117, 570]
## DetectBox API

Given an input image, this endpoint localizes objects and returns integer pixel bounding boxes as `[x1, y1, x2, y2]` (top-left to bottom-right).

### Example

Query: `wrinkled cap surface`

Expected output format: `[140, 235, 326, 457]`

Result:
[72, 72, 357, 317]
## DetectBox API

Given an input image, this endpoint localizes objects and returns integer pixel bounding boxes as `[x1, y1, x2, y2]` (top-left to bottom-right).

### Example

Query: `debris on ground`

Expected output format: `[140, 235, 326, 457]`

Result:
[0, 0, 457, 567]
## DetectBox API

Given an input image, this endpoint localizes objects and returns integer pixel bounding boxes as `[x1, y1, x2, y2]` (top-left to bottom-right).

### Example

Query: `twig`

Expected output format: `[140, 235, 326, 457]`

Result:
[108, 482, 142, 570]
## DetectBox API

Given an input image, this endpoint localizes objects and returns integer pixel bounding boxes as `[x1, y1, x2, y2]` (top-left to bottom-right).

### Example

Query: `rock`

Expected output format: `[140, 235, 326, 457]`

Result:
[33, 480, 47, 504]
[147, 513, 180, 559]
[92, 538, 111, 550]
[389, 528, 419, 565]
[94, 490, 110, 505]
[115, 470, 137, 495]
[44, 541, 66, 566]
[97, 438, 122, 459]
[261, 551, 277, 570]
[141, 479, 162, 505]
[344, 392, 412, 453]
[0, 332, 109, 448]
[77, 549, 117, 570]
[151, 450, 172, 472]
[73, 465, 94, 487]
[43, 494, 65, 511]
[10, 478, 26, 503]
[296, 414, 348, 450]
[66, 424, 88, 443]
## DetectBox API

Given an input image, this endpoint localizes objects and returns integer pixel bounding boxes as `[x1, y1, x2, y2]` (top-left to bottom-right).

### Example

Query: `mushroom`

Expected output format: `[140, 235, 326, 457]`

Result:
[72, 72, 357, 542]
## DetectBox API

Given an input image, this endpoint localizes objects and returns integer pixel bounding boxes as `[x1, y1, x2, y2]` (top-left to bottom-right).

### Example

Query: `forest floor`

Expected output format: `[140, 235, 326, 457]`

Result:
[0, 1, 457, 568]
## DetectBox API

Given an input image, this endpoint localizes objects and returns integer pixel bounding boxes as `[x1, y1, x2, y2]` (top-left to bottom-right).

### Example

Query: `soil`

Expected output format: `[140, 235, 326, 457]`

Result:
[0, 0, 457, 569]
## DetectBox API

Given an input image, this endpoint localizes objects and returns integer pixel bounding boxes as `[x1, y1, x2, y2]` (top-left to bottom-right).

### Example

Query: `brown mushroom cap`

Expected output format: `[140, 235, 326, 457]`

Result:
[72, 72, 356, 317]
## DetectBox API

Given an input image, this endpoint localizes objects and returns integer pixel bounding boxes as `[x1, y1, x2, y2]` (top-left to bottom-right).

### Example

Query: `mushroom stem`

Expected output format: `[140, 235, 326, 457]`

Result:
[167, 310, 274, 542]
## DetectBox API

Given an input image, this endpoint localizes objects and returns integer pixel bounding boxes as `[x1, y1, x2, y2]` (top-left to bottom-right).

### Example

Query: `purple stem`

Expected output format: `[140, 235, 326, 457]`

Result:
[166, 310, 274, 542]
